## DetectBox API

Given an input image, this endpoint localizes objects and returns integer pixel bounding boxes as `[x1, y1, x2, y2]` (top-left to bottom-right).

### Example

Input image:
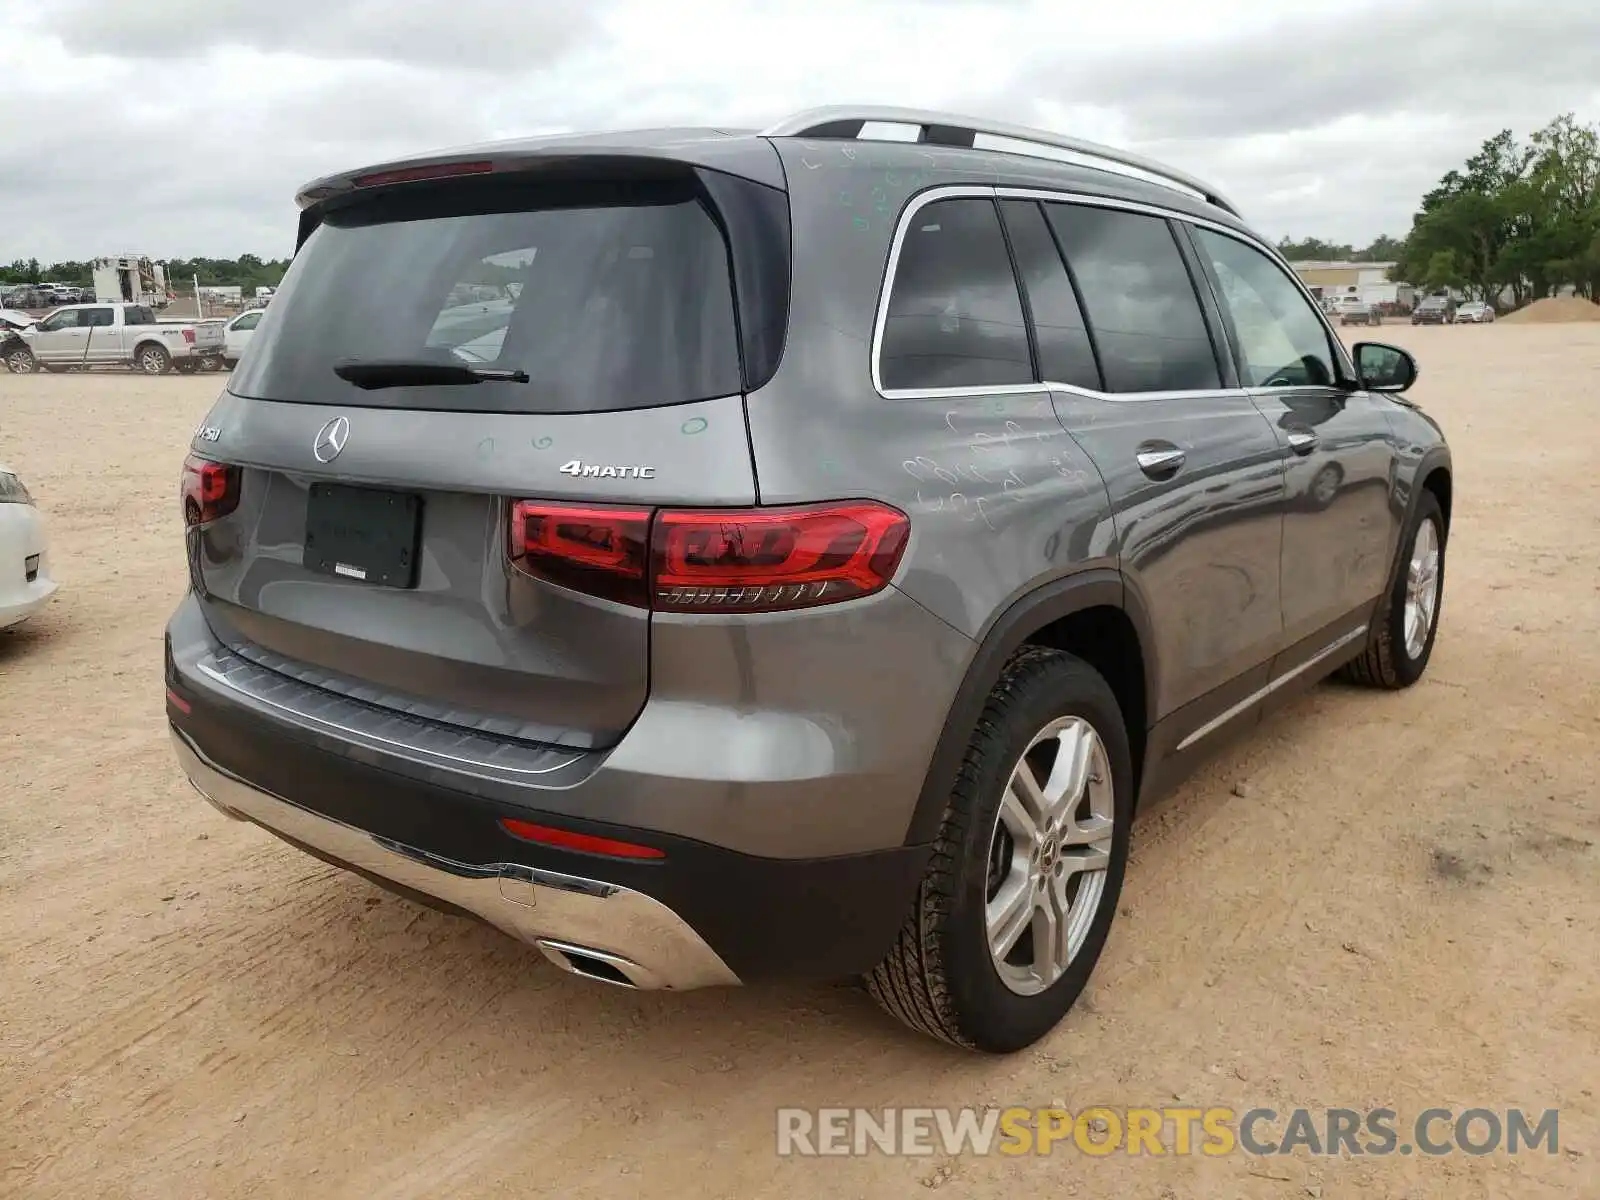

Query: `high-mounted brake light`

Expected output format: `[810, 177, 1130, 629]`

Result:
[352, 160, 496, 188]
[499, 817, 666, 860]
[181, 455, 241, 527]
[505, 499, 910, 613]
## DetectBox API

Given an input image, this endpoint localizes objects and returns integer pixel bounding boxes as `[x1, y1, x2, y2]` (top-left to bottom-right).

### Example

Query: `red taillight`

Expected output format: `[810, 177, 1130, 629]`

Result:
[353, 160, 495, 188]
[181, 455, 241, 527]
[508, 501, 651, 607]
[499, 818, 666, 860]
[182, 328, 195, 344]
[505, 499, 909, 613]
[653, 502, 909, 612]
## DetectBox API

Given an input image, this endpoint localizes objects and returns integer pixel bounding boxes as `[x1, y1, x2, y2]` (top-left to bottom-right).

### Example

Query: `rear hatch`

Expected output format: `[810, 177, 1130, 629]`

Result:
[190, 155, 791, 751]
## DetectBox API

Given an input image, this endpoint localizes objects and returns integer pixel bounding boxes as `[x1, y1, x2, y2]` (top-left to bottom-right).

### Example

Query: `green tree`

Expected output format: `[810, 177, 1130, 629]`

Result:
[1278, 236, 1356, 261]
[1390, 115, 1600, 308]
[1421, 249, 1465, 293]
[1356, 234, 1405, 262]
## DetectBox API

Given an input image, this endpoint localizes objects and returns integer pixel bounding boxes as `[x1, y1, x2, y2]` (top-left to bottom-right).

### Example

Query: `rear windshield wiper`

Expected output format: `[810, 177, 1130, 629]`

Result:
[333, 360, 529, 390]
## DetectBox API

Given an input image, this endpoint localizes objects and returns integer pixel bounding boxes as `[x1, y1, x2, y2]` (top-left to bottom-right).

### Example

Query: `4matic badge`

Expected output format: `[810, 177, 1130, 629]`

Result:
[559, 460, 656, 480]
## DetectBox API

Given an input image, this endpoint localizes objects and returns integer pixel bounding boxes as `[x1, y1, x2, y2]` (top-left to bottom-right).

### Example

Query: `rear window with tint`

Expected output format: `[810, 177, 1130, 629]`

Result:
[1045, 203, 1222, 394]
[229, 177, 743, 414]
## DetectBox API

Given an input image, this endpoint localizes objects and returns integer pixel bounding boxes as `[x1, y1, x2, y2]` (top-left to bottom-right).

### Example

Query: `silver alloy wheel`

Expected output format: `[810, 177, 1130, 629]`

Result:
[139, 346, 166, 373]
[985, 716, 1115, 997]
[1403, 516, 1441, 659]
[5, 349, 34, 373]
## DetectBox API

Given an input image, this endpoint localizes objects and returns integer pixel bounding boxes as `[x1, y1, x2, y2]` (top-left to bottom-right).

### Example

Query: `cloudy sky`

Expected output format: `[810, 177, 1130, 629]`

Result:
[2, 0, 1596, 263]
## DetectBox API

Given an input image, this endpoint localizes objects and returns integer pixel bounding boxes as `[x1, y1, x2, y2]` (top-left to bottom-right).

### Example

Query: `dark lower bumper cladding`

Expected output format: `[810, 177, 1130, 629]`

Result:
[165, 658, 929, 985]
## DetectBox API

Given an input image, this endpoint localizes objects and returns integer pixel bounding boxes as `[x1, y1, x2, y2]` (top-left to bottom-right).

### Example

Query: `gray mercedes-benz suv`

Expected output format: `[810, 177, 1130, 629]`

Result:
[165, 106, 1451, 1053]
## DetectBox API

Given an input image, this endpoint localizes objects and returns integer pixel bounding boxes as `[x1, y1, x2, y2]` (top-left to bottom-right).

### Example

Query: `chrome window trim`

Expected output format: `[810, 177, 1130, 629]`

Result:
[871, 185, 1356, 403]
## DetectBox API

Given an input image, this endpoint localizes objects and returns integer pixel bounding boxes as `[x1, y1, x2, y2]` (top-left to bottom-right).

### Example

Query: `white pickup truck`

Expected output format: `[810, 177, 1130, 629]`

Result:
[1, 302, 225, 375]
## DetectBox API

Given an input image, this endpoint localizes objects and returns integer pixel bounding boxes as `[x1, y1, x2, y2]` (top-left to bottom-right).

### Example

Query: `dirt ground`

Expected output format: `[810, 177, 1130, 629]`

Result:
[2, 326, 1596, 1199]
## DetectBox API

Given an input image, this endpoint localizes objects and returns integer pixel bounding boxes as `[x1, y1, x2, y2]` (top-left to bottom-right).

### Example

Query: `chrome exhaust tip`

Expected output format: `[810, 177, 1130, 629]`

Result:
[535, 939, 663, 990]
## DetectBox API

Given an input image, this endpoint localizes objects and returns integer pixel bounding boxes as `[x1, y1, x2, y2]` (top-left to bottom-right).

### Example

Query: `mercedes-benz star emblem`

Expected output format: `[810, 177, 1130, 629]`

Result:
[313, 416, 350, 464]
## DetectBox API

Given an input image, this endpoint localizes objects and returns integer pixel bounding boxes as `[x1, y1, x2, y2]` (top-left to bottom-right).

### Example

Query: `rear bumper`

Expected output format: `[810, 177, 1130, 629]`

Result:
[164, 595, 934, 985]
[170, 725, 738, 989]
[0, 576, 56, 628]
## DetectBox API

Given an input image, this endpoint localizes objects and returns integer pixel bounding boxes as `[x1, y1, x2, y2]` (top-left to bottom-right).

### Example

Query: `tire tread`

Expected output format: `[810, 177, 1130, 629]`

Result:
[866, 646, 1103, 1048]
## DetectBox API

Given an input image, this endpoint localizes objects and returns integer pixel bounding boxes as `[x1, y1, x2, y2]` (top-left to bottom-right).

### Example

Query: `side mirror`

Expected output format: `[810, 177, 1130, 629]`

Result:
[1353, 342, 1417, 392]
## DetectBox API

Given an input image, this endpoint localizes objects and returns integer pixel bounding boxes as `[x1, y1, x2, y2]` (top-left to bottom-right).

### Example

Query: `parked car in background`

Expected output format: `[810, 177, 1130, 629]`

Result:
[1335, 295, 1382, 326]
[165, 105, 1453, 1053]
[1453, 301, 1495, 324]
[3, 287, 51, 309]
[0, 464, 56, 631]
[1412, 296, 1454, 325]
[2, 302, 225, 374]
[221, 308, 265, 366]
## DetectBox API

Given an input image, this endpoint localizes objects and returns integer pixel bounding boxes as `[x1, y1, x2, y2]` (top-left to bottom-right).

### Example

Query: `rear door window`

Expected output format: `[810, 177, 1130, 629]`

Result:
[879, 197, 1032, 391]
[1044, 203, 1221, 394]
[998, 200, 1102, 392]
[229, 177, 744, 414]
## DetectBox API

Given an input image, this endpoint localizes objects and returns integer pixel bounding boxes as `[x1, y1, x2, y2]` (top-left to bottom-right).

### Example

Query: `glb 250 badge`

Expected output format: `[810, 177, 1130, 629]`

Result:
[559, 460, 656, 479]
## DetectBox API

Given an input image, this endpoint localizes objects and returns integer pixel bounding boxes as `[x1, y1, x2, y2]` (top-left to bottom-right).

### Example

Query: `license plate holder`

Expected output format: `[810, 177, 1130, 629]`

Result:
[303, 483, 422, 589]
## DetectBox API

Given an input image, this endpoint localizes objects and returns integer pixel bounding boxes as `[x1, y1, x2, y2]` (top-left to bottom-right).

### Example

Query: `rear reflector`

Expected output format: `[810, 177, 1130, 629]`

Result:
[180, 455, 241, 527]
[353, 160, 496, 188]
[165, 688, 191, 715]
[499, 818, 666, 860]
[505, 500, 910, 613]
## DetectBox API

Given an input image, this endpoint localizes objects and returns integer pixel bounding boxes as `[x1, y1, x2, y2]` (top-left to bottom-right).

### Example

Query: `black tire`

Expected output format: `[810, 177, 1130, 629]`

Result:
[1342, 490, 1446, 689]
[4, 346, 37, 374]
[135, 343, 171, 374]
[866, 648, 1134, 1053]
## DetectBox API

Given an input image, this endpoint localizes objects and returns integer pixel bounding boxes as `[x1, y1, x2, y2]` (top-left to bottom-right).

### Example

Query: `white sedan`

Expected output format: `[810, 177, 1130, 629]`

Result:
[0, 465, 57, 630]
[222, 309, 265, 366]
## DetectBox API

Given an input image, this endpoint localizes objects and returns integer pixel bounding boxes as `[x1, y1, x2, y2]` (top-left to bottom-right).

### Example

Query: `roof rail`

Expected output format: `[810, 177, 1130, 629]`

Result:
[761, 105, 1240, 218]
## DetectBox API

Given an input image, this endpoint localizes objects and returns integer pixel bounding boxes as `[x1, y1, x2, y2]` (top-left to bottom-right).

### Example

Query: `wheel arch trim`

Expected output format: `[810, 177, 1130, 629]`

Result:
[1389, 446, 1452, 590]
[902, 568, 1153, 845]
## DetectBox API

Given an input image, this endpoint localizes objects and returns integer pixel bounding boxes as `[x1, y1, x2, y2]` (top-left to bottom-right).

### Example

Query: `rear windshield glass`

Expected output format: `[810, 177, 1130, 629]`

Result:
[229, 176, 743, 413]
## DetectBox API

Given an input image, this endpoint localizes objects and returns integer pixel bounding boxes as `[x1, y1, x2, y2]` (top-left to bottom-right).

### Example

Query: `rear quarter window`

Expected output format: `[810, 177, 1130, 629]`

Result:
[878, 196, 1033, 392]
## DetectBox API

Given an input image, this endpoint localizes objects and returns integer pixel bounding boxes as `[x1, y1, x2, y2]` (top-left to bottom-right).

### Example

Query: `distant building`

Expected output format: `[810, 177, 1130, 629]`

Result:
[1290, 261, 1413, 308]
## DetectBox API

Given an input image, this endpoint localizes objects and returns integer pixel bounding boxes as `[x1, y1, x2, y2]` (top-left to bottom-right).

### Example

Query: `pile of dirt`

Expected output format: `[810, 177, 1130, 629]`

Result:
[1501, 295, 1600, 324]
